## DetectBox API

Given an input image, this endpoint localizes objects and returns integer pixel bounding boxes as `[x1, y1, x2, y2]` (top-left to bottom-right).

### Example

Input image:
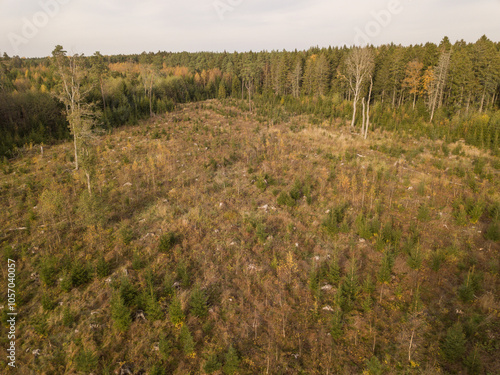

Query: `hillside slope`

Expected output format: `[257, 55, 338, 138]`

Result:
[1, 100, 499, 374]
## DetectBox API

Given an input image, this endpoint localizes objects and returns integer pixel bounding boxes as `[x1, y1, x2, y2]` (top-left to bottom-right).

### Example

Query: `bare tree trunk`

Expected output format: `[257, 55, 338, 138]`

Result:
[408, 329, 414, 362]
[86, 172, 92, 195]
[100, 79, 106, 111]
[362, 98, 366, 135]
[365, 78, 373, 139]
[73, 127, 79, 171]
[149, 74, 154, 117]
[351, 93, 358, 128]
[480, 88, 486, 112]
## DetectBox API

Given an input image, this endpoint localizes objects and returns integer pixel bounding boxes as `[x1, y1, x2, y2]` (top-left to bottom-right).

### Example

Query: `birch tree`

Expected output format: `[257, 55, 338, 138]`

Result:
[52, 46, 96, 171]
[52, 45, 98, 194]
[343, 47, 374, 128]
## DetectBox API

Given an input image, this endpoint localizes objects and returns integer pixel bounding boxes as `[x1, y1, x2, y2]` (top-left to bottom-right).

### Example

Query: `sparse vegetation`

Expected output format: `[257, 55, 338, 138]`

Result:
[1, 98, 499, 374]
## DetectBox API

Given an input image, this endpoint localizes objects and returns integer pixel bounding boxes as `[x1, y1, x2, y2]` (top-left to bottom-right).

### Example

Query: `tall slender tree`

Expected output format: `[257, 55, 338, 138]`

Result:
[342, 47, 374, 128]
[403, 59, 424, 110]
[51, 45, 96, 173]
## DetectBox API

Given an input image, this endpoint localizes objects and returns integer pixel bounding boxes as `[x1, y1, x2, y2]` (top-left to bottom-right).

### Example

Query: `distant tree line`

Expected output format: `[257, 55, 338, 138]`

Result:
[1, 35, 499, 157]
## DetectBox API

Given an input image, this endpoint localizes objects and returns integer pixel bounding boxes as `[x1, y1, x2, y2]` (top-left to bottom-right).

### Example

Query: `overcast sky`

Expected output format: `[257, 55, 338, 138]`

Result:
[1, 0, 499, 57]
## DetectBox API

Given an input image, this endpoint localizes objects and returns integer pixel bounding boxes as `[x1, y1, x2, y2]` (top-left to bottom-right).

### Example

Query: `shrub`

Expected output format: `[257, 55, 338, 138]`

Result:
[458, 268, 482, 303]
[159, 232, 179, 252]
[60, 270, 73, 292]
[466, 198, 485, 224]
[484, 222, 500, 241]
[76, 191, 107, 227]
[70, 261, 93, 287]
[119, 278, 138, 307]
[255, 222, 268, 242]
[120, 224, 135, 245]
[132, 251, 147, 270]
[39, 256, 59, 287]
[277, 191, 295, 207]
[41, 293, 57, 311]
[452, 199, 469, 226]
[407, 246, 423, 271]
[150, 364, 167, 375]
[417, 204, 432, 222]
[62, 306, 76, 327]
[430, 250, 446, 272]
[364, 356, 383, 375]
[203, 353, 222, 374]
[323, 203, 349, 236]
[75, 349, 98, 373]
[255, 173, 275, 192]
[355, 213, 380, 240]
[96, 256, 111, 278]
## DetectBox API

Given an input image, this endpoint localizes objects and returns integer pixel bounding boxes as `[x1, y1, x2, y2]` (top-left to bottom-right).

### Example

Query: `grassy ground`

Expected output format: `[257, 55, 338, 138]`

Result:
[1, 99, 499, 374]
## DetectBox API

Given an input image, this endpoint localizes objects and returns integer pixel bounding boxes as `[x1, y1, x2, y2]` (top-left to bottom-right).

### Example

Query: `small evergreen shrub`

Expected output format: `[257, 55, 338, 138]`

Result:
[159, 232, 179, 252]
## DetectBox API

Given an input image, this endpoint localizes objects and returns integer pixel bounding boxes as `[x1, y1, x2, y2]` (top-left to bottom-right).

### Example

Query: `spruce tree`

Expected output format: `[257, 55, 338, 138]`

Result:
[223, 345, 240, 375]
[442, 322, 466, 361]
[111, 294, 131, 332]
[169, 295, 185, 326]
[189, 285, 208, 318]
[179, 324, 195, 357]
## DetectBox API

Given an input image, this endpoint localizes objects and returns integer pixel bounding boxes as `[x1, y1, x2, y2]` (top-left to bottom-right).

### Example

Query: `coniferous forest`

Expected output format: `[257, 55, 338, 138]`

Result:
[0, 36, 499, 374]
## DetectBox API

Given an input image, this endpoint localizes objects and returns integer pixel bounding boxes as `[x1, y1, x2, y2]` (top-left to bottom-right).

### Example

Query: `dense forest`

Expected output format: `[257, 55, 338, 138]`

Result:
[1, 36, 499, 159]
